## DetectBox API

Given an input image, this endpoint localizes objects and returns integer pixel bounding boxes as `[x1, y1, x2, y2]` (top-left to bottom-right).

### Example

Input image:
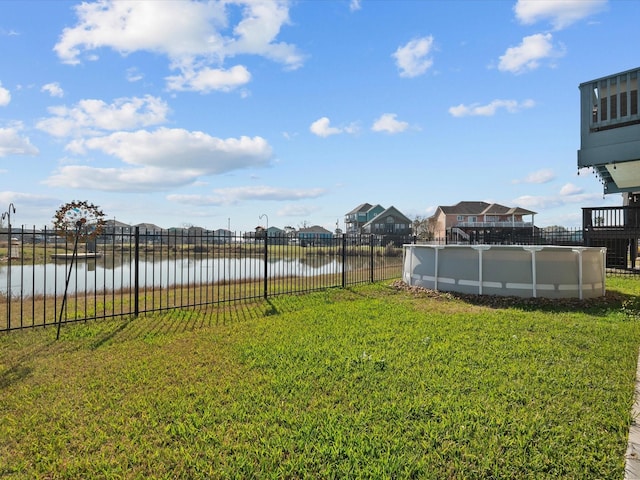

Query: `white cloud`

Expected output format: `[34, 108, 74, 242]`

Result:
[54, 1, 225, 64]
[223, 1, 304, 69]
[513, 187, 602, 211]
[512, 168, 555, 184]
[168, 185, 326, 206]
[0, 123, 39, 157]
[166, 65, 251, 93]
[514, 0, 607, 30]
[215, 185, 326, 201]
[36, 95, 169, 137]
[559, 182, 583, 196]
[277, 204, 322, 217]
[126, 68, 143, 82]
[166, 194, 226, 206]
[310, 117, 358, 138]
[282, 131, 298, 140]
[44, 165, 199, 192]
[0, 82, 10, 106]
[69, 128, 272, 174]
[371, 113, 409, 134]
[0, 191, 60, 208]
[45, 128, 273, 192]
[350, 0, 362, 12]
[392, 36, 435, 78]
[498, 33, 564, 74]
[53, 0, 304, 92]
[449, 99, 535, 117]
[41, 82, 64, 98]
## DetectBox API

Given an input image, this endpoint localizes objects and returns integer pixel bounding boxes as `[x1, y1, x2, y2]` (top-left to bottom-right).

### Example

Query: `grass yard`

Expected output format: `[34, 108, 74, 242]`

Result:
[2, 277, 640, 478]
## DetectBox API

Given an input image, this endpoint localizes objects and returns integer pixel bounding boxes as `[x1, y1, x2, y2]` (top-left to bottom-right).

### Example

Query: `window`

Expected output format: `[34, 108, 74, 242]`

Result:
[600, 80, 608, 121]
[610, 93, 617, 119]
[590, 71, 640, 126]
[592, 83, 599, 123]
[610, 77, 617, 120]
[632, 71, 638, 116]
[457, 215, 465, 221]
[621, 75, 628, 117]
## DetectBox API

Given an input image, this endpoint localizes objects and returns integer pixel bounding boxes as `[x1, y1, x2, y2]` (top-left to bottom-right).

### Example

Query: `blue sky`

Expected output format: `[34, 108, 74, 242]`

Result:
[0, 0, 637, 232]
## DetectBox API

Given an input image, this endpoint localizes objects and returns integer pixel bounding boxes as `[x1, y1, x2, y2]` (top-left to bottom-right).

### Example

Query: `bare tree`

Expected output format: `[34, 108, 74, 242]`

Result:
[412, 215, 436, 241]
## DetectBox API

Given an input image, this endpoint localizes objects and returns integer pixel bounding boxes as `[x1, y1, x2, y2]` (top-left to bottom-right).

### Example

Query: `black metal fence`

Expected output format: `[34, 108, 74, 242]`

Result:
[2, 219, 639, 333]
[583, 206, 640, 272]
[0, 228, 410, 332]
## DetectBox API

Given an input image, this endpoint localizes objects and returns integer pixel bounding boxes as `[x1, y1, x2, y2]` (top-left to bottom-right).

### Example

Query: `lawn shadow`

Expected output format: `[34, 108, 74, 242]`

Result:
[90, 317, 135, 350]
[80, 297, 290, 344]
[0, 363, 33, 389]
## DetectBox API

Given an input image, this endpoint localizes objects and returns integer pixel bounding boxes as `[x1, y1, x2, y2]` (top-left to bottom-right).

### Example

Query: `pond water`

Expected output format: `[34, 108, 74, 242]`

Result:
[0, 255, 348, 298]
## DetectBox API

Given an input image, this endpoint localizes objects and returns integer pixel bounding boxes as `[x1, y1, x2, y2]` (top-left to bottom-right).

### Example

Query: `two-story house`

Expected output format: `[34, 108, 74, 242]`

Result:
[344, 203, 385, 235]
[578, 66, 640, 195]
[429, 201, 536, 244]
[102, 219, 132, 243]
[361, 206, 412, 236]
[578, 67, 640, 268]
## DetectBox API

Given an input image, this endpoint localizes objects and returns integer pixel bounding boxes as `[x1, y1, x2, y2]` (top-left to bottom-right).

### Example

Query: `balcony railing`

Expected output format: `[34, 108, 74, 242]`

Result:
[455, 221, 533, 228]
[583, 206, 640, 229]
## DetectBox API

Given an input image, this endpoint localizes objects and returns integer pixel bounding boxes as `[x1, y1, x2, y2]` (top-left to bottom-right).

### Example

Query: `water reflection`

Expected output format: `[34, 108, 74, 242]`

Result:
[1, 254, 352, 297]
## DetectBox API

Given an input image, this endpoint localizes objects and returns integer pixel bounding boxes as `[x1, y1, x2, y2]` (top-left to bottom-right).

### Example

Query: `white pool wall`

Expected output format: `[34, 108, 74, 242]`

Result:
[402, 244, 606, 299]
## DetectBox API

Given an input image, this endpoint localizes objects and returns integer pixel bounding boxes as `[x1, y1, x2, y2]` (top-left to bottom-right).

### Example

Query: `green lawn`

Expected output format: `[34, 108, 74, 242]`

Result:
[2, 277, 640, 479]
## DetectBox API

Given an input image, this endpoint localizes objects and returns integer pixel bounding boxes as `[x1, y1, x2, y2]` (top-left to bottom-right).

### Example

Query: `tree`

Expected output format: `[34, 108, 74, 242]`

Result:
[412, 215, 436, 241]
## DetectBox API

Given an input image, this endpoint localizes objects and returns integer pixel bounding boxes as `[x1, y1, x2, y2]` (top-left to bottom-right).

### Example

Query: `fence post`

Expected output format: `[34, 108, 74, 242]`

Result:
[342, 234, 346, 288]
[5, 226, 12, 330]
[370, 235, 374, 283]
[134, 226, 139, 317]
[263, 233, 268, 299]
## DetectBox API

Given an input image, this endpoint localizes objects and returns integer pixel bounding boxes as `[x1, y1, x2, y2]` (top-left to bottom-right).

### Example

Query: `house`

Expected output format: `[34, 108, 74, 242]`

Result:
[185, 226, 208, 245]
[578, 66, 640, 195]
[578, 67, 640, 267]
[212, 228, 234, 244]
[361, 206, 412, 236]
[344, 203, 385, 234]
[134, 223, 163, 234]
[164, 227, 188, 246]
[102, 219, 132, 242]
[134, 223, 164, 243]
[104, 219, 132, 234]
[297, 225, 333, 246]
[266, 226, 288, 245]
[429, 201, 536, 244]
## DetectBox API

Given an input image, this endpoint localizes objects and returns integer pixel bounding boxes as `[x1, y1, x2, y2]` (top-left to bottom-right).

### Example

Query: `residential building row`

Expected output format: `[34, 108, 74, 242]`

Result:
[1, 200, 537, 245]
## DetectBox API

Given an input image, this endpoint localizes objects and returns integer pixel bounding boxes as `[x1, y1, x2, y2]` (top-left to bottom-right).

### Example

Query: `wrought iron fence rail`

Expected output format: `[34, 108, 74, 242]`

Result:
[3, 224, 639, 333]
[1, 228, 409, 332]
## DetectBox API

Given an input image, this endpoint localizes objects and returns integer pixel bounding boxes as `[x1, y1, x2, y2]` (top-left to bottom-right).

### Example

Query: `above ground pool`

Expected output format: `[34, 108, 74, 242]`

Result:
[403, 244, 606, 299]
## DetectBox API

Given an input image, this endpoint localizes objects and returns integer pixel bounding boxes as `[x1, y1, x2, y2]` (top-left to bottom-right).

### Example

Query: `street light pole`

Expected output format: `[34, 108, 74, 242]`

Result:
[259, 213, 269, 231]
[1, 202, 16, 238]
